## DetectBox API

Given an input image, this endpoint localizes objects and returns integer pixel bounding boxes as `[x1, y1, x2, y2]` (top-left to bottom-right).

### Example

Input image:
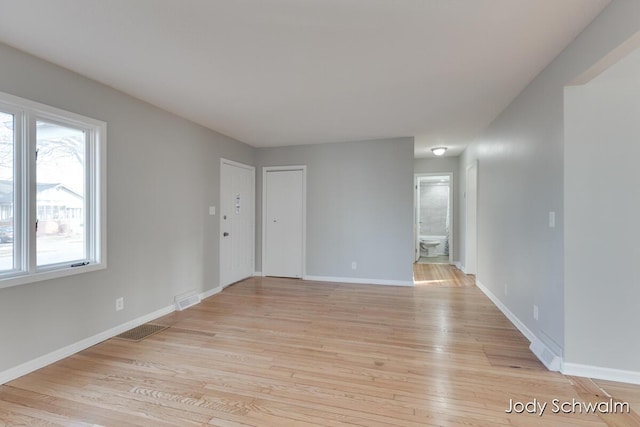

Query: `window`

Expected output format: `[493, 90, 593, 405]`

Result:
[0, 91, 106, 289]
[36, 121, 86, 266]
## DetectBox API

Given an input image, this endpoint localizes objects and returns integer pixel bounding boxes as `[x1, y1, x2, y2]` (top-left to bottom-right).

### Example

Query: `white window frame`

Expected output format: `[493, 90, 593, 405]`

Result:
[0, 91, 106, 289]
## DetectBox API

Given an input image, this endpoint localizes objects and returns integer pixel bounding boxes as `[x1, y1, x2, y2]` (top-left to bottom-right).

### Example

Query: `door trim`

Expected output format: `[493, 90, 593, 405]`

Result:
[414, 172, 454, 264]
[219, 158, 255, 288]
[262, 165, 307, 279]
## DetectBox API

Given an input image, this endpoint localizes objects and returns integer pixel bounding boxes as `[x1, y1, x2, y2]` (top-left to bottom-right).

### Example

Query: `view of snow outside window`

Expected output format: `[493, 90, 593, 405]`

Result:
[0, 112, 86, 271]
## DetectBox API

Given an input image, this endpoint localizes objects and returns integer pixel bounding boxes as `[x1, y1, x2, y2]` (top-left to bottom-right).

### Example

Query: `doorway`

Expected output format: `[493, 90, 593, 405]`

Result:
[220, 159, 255, 288]
[262, 166, 306, 278]
[414, 173, 453, 265]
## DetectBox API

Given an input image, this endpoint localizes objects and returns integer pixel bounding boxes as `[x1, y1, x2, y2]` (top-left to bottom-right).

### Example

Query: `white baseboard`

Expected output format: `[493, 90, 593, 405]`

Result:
[303, 275, 414, 287]
[253, 271, 263, 277]
[530, 339, 562, 371]
[476, 279, 536, 342]
[473, 279, 640, 384]
[455, 262, 465, 273]
[0, 304, 175, 385]
[200, 286, 222, 300]
[562, 363, 640, 385]
[0, 286, 225, 386]
[475, 279, 561, 372]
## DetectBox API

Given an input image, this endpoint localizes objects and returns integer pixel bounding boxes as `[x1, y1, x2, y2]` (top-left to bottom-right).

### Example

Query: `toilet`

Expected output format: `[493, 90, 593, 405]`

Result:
[420, 240, 440, 257]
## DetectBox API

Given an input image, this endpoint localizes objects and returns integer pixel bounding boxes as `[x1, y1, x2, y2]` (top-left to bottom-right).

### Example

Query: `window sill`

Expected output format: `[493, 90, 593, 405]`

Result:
[0, 262, 106, 290]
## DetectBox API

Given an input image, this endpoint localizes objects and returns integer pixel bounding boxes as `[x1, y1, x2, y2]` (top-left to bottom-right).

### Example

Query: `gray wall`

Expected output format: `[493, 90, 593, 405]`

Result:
[414, 157, 460, 260]
[0, 42, 254, 372]
[458, 0, 640, 363]
[255, 138, 415, 283]
[565, 46, 640, 371]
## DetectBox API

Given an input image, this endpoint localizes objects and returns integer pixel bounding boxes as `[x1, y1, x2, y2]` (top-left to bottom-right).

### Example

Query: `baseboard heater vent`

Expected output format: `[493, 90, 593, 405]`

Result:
[175, 293, 201, 311]
[530, 339, 561, 372]
[114, 324, 168, 342]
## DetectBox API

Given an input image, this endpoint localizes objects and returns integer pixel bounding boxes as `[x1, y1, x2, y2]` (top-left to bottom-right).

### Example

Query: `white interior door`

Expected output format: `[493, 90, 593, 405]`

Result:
[220, 159, 255, 287]
[263, 168, 305, 278]
[465, 162, 478, 275]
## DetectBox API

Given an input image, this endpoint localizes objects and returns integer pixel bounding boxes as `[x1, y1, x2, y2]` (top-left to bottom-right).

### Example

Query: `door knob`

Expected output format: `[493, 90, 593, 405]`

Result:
[223, 232, 229, 237]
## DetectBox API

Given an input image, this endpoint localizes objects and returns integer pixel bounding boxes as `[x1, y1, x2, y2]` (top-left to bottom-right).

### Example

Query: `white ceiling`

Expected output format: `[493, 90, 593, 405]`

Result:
[0, 0, 610, 158]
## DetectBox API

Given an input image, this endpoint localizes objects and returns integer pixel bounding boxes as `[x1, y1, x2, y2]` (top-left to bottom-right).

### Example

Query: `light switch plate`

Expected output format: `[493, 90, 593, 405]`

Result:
[209, 206, 216, 215]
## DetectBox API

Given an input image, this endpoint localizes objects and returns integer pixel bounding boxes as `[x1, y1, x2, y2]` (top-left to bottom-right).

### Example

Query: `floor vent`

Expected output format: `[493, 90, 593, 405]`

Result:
[175, 294, 201, 311]
[114, 324, 168, 342]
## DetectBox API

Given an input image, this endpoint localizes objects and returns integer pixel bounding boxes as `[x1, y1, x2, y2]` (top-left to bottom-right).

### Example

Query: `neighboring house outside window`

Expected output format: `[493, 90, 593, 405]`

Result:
[0, 91, 106, 288]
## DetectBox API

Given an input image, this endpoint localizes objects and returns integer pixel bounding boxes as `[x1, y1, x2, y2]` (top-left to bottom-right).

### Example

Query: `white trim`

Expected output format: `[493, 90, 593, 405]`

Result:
[530, 338, 562, 372]
[200, 286, 222, 300]
[414, 172, 454, 264]
[0, 304, 174, 385]
[304, 275, 414, 287]
[413, 173, 421, 262]
[562, 363, 640, 385]
[219, 158, 255, 288]
[222, 275, 255, 289]
[220, 157, 255, 171]
[254, 271, 263, 276]
[474, 278, 640, 382]
[0, 90, 107, 290]
[1, 263, 107, 288]
[455, 262, 465, 273]
[476, 279, 536, 342]
[262, 165, 307, 279]
[476, 279, 561, 371]
[0, 285, 225, 385]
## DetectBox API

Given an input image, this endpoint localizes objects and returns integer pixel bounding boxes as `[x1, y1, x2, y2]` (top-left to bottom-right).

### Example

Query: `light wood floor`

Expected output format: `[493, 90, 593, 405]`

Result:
[416, 255, 450, 265]
[413, 261, 473, 287]
[1, 264, 639, 426]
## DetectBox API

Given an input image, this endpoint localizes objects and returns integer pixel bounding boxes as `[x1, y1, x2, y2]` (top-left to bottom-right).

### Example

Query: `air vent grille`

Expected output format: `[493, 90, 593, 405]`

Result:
[175, 294, 201, 311]
[114, 324, 168, 342]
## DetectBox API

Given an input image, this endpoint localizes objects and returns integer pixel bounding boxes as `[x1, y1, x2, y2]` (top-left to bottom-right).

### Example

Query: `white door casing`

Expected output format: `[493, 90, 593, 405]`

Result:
[220, 159, 255, 288]
[414, 176, 420, 262]
[262, 166, 306, 278]
[414, 173, 454, 264]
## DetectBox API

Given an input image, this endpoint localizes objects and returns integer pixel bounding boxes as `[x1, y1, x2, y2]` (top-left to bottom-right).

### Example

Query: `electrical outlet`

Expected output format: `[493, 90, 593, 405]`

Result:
[351, 261, 357, 270]
[504, 284, 508, 296]
[209, 206, 216, 215]
[115, 297, 124, 312]
[533, 305, 539, 321]
[549, 211, 556, 228]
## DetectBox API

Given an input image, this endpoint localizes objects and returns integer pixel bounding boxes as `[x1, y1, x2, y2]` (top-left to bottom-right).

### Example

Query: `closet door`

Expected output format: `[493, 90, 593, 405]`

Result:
[263, 168, 305, 278]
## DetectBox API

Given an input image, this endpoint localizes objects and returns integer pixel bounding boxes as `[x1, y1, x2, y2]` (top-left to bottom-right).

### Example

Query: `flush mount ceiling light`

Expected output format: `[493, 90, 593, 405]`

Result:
[431, 147, 447, 156]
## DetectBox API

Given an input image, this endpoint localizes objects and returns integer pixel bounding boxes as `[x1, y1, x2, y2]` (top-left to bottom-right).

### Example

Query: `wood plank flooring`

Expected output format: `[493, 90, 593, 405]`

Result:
[413, 262, 475, 287]
[1, 264, 639, 426]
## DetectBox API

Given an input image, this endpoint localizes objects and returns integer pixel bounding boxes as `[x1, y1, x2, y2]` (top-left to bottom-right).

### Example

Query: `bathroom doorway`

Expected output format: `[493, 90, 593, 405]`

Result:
[414, 173, 453, 265]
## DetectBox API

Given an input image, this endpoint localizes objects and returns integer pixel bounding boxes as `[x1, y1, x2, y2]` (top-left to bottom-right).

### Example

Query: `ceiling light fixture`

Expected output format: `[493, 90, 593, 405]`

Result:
[431, 147, 447, 156]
